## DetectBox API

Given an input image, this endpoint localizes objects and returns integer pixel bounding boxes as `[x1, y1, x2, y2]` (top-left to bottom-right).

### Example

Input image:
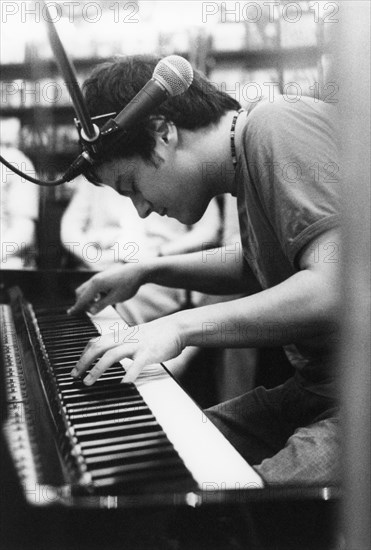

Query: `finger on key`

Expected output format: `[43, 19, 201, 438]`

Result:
[68, 281, 99, 315]
[70, 338, 106, 378]
[122, 356, 147, 384]
[83, 344, 136, 385]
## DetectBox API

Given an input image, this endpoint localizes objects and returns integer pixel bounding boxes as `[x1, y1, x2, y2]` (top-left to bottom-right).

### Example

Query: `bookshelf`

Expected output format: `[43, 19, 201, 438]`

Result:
[0, 5, 328, 268]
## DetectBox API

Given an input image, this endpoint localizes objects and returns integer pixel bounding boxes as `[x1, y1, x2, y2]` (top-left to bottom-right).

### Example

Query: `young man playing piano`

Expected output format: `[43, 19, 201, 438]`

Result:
[68, 55, 341, 486]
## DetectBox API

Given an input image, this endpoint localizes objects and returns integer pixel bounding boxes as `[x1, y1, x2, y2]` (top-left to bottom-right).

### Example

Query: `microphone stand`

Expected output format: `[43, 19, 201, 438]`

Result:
[0, 2, 99, 186]
[41, 0, 99, 144]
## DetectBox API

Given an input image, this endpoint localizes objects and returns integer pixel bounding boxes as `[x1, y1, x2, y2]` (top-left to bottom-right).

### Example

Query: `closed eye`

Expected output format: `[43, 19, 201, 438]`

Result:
[116, 173, 136, 197]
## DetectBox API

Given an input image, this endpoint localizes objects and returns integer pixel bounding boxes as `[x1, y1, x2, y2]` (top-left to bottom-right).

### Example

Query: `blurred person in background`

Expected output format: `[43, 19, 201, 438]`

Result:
[0, 121, 39, 269]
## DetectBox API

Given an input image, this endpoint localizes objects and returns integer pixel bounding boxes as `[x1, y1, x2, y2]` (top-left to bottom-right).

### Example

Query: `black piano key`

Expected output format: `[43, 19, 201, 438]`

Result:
[85, 444, 176, 466]
[38, 327, 91, 335]
[51, 360, 96, 371]
[66, 397, 144, 414]
[55, 368, 124, 380]
[80, 434, 167, 452]
[38, 321, 94, 330]
[73, 412, 155, 429]
[83, 432, 169, 457]
[42, 334, 98, 345]
[37, 324, 96, 333]
[58, 380, 125, 394]
[75, 419, 160, 439]
[35, 312, 88, 321]
[33, 305, 76, 315]
[50, 358, 84, 366]
[51, 357, 86, 364]
[64, 394, 140, 411]
[58, 375, 125, 389]
[55, 370, 124, 382]
[68, 403, 149, 423]
[49, 347, 106, 357]
[90, 455, 183, 478]
[59, 379, 133, 394]
[41, 317, 95, 324]
[42, 332, 94, 341]
[47, 342, 88, 351]
[30, 304, 198, 494]
[92, 464, 196, 493]
[51, 364, 83, 373]
[60, 386, 138, 404]
[41, 324, 97, 333]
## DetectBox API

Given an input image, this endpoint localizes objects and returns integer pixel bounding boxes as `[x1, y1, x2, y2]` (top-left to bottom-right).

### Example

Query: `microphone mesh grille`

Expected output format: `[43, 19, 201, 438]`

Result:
[153, 55, 194, 97]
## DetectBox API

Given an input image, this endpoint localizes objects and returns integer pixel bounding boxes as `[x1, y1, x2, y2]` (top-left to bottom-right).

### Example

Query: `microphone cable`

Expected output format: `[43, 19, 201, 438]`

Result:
[0, 153, 67, 186]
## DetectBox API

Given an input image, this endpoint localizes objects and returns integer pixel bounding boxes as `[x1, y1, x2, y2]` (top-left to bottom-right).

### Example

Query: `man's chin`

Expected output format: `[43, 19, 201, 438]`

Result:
[167, 207, 204, 225]
[177, 213, 200, 225]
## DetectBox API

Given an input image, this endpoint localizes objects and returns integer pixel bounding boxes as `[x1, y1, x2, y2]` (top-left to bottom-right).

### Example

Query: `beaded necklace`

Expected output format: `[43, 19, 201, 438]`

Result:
[230, 108, 245, 169]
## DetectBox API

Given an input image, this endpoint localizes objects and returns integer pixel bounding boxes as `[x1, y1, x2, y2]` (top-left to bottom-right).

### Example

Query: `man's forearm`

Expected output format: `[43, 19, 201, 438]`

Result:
[173, 267, 339, 349]
[142, 246, 260, 295]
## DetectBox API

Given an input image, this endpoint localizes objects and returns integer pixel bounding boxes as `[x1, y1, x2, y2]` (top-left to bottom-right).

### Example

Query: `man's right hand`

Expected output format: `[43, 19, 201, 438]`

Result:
[67, 263, 147, 316]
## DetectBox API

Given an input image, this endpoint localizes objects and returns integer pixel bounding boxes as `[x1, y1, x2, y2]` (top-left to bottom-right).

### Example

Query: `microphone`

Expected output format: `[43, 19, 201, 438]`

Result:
[63, 56, 193, 182]
[100, 55, 193, 137]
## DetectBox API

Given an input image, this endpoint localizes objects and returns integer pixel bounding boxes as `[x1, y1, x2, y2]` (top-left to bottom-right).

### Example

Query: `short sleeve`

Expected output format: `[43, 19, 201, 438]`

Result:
[243, 96, 341, 264]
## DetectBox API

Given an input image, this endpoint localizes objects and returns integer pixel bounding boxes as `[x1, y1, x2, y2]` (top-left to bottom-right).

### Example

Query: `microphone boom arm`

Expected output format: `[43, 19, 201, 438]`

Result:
[41, 0, 98, 143]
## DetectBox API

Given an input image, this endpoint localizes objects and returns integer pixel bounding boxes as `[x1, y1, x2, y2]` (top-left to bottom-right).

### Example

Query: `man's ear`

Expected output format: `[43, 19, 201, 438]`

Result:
[153, 120, 178, 148]
[162, 122, 178, 146]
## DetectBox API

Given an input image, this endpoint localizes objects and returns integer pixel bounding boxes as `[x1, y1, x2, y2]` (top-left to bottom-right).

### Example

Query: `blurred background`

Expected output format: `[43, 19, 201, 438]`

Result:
[0, 0, 335, 269]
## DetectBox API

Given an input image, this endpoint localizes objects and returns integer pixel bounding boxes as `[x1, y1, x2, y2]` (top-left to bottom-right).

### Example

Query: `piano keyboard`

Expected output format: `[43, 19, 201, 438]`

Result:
[1, 297, 263, 506]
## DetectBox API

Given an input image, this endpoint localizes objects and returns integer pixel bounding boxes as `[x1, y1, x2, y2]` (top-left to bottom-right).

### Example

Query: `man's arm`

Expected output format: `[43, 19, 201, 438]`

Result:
[176, 228, 340, 350]
[69, 244, 260, 315]
[71, 228, 340, 385]
[145, 245, 260, 295]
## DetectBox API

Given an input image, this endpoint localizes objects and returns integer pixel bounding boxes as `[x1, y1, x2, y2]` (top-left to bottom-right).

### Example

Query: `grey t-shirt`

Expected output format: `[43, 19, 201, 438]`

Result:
[234, 96, 341, 398]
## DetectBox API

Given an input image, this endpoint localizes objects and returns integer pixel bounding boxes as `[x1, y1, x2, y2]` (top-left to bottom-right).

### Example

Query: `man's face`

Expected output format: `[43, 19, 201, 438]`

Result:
[96, 148, 210, 225]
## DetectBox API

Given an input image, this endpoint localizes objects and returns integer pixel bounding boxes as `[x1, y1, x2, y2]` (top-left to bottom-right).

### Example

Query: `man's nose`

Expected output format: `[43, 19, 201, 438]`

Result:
[132, 195, 152, 218]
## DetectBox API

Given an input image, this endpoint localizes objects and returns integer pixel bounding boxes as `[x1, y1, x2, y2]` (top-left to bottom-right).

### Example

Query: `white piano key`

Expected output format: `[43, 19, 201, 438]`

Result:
[91, 307, 264, 490]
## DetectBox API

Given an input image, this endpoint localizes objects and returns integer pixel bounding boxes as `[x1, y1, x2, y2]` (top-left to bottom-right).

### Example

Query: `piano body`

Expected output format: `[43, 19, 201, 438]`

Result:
[0, 270, 339, 550]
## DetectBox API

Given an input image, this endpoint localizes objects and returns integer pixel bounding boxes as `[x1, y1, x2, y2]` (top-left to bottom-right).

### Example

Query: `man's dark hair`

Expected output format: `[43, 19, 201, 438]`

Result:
[83, 54, 241, 163]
